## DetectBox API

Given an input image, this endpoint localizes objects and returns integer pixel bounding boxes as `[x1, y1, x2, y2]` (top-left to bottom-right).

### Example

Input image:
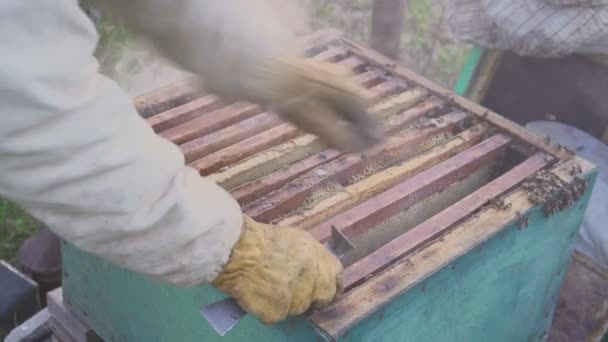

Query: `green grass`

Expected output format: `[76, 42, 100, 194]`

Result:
[0, 199, 40, 265]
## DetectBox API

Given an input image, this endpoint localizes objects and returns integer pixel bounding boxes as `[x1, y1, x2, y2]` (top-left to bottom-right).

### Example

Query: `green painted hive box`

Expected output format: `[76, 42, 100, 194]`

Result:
[60, 30, 598, 342]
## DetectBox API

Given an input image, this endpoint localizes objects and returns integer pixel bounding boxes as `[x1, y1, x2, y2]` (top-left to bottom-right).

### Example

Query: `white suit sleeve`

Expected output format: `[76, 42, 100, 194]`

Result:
[0, 0, 244, 287]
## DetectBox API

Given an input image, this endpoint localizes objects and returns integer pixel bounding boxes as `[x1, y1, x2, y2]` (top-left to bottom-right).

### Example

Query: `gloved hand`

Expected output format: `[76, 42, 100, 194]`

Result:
[203, 56, 385, 153]
[98, 1, 383, 152]
[261, 57, 384, 152]
[211, 215, 343, 324]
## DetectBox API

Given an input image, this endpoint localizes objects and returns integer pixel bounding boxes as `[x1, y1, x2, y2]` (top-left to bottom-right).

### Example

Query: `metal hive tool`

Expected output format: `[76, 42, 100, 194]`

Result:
[134, 30, 590, 340]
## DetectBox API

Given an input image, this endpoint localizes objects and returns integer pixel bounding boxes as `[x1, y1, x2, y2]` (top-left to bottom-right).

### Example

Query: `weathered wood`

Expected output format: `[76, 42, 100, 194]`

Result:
[309, 134, 511, 243]
[180, 111, 282, 163]
[160, 102, 262, 145]
[335, 31, 573, 160]
[230, 149, 341, 205]
[47, 289, 102, 342]
[343, 152, 550, 289]
[180, 73, 397, 166]
[192, 123, 300, 176]
[133, 78, 201, 118]
[308, 156, 594, 339]
[244, 111, 469, 222]
[337, 56, 367, 73]
[226, 95, 440, 201]
[146, 95, 221, 132]
[370, 0, 406, 59]
[312, 46, 349, 62]
[209, 89, 431, 190]
[278, 124, 489, 228]
[548, 251, 608, 342]
[366, 79, 408, 102]
[352, 69, 387, 88]
[209, 135, 323, 190]
[371, 89, 432, 118]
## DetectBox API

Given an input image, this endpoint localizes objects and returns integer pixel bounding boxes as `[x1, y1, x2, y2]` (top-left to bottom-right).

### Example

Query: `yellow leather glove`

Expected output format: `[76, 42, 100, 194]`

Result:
[211, 215, 343, 325]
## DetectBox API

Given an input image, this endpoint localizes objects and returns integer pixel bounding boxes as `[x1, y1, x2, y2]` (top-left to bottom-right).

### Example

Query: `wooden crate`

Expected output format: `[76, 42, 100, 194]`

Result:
[60, 30, 597, 342]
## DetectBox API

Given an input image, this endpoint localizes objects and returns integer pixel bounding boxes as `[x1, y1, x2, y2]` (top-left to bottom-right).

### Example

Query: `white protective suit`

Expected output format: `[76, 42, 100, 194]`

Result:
[446, 0, 608, 57]
[0, 1, 296, 287]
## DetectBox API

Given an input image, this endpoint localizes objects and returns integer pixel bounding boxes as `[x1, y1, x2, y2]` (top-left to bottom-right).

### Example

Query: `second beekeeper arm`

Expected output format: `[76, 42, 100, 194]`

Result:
[446, 0, 608, 58]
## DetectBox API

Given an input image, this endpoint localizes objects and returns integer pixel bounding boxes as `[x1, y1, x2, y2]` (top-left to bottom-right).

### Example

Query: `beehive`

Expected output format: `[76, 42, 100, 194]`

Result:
[59, 30, 598, 342]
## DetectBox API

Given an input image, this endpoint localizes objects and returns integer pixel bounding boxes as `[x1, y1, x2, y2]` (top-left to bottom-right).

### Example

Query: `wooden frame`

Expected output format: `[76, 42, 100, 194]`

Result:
[308, 134, 513, 243]
[209, 89, 429, 190]
[278, 123, 490, 229]
[90, 29, 595, 341]
[243, 111, 468, 222]
[341, 152, 550, 289]
[308, 157, 593, 338]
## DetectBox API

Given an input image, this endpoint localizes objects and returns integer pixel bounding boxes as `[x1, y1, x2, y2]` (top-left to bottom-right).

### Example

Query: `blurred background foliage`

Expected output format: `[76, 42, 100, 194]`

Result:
[307, 0, 469, 86]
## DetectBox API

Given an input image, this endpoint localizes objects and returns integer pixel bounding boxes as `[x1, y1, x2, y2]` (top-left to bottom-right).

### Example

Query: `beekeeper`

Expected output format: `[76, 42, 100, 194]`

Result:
[0, 0, 382, 324]
[446, 0, 608, 268]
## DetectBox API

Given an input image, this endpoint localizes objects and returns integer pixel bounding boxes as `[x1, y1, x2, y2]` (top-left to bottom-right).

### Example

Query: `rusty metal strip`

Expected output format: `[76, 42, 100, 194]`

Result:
[192, 123, 300, 176]
[383, 97, 443, 129]
[229, 98, 443, 205]
[342, 152, 550, 289]
[161, 102, 262, 145]
[177, 83, 393, 163]
[146, 95, 222, 132]
[308, 191, 533, 339]
[180, 112, 283, 163]
[244, 111, 469, 222]
[309, 134, 512, 243]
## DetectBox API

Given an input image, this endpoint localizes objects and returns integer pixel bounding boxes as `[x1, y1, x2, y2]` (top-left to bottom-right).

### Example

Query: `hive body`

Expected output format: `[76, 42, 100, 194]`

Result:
[60, 30, 597, 342]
